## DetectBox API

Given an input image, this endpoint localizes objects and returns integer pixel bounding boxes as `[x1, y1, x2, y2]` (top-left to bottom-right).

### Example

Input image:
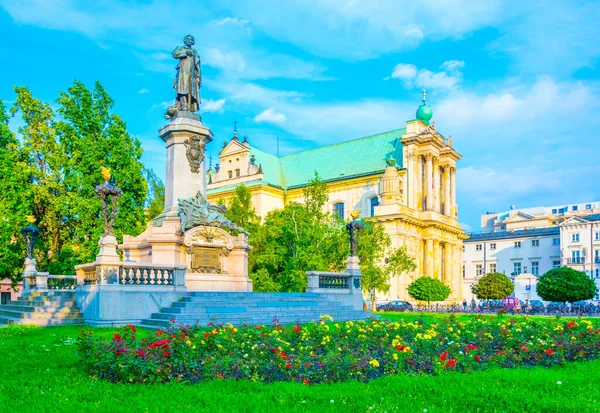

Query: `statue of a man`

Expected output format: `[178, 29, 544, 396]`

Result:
[172, 34, 201, 113]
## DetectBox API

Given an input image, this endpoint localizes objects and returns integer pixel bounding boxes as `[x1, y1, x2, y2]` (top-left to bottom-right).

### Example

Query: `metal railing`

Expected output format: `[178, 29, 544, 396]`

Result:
[565, 257, 585, 264]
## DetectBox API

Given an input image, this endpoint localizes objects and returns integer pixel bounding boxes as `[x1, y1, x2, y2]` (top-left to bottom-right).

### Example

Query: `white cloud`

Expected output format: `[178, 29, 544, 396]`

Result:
[389, 60, 465, 90]
[254, 108, 287, 124]
[201, 98, 226, 113]
[138, 88, 150, 94]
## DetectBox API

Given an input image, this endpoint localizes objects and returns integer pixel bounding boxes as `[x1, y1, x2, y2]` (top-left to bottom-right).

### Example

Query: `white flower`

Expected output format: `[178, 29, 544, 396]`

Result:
[330, 400, 334, 403]
[557, 381, 562, 385]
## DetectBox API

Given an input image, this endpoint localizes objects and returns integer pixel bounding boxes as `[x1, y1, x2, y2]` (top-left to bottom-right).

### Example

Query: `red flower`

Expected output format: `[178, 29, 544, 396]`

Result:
[136, 349, 145, 357]
[285, 363, 291, 369]
[293, 325, 302, 334]
[163, 351, 171, 357]
[545, 349, 555, 356]
[203, 333, 209, 338]
[113, 333, 122, 342]
[209, 321, 214, 326]
[243, 324, 248, 328]
[272, 348, 278, 353]
[566, 321, 576, 328]
[170, 318, 176, 324]
[126, 324, 137, 333]
[474, 355, 481, 362]
[303, 379, 310, 386]
[439, 351, 448, 361]
[395, 345, 406, 351]
[447, 358, 457, 368]
[467, 344, 478, 350]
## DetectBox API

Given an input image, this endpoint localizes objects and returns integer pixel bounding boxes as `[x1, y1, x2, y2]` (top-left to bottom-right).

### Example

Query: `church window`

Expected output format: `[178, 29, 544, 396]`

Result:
[333, 202, 345, 220]
[228, 170, 233, 179]
[370, 197, 379, 217]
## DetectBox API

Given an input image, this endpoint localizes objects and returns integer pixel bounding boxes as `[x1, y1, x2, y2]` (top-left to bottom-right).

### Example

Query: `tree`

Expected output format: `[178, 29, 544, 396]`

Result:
[536, 267, 597, 303]
[1, 81, 150, 279]
[471, 272, 514, 301]
[145, 168, 165, 222]
[407, 277, 451, 308]
[225, 184, 259, 233]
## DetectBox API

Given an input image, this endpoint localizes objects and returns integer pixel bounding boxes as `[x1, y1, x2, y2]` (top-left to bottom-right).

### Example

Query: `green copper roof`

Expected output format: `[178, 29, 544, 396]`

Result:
[247, 128, 405, 190]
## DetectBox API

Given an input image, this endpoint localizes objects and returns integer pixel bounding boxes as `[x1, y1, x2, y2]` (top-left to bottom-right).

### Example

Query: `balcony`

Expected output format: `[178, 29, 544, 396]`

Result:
[565, 257, 585, 265]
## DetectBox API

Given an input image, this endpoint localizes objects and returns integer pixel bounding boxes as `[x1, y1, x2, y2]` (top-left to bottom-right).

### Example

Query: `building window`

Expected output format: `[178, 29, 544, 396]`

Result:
[490, 243, 496, 250]
[595, 250, 599, 263]
[553, 260, 561, 268]
[489, 263, 497, 273]
[513, 262, 522, 276]
[586, 204, 592, 209]
[476, 264, 483, 275]
[595, 232, 600, 241]
[370, 197, 379, 217]
[531, 239, 540, 247]
[552, 238, 560, 246]
[552, 208, 558, 214]
[235, 169, 240, 177]
[596, 268, 599, 278]
[514, 241, 521, 248]
[572, 205, 578, 211]
[0, 292, 10, 305]
[476, 244, 482, 251]
[571, 250, 581, 264]
[531, 261, 539, 276]
[572, 233, 580, 242]
[228, 170, 233, 179]
[333, 202, 344, 220]
[462, 265, 465, 278]
[462, 245, 465, 252]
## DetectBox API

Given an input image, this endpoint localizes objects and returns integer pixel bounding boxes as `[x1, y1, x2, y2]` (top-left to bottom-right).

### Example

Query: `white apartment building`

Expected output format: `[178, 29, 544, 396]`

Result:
[463, 203, 600, 302]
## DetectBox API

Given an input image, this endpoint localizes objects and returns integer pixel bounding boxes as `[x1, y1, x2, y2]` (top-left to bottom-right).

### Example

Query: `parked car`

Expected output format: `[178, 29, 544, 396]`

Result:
[502, 297, 522, 311]
[528, 300, 545, 311]
[376, 301, 413, 312]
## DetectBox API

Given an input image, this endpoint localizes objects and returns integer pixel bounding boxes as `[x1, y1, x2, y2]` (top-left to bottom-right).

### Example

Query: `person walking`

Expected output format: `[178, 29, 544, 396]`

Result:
[463, 299, 468, 312]
[471, 298, 476, 312]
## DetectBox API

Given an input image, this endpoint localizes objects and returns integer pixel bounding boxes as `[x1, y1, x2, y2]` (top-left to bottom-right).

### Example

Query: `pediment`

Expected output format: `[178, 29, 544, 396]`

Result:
[559, 216, 589, 226]
[219, 139, 250, 156]
[504, 212, 535, 222]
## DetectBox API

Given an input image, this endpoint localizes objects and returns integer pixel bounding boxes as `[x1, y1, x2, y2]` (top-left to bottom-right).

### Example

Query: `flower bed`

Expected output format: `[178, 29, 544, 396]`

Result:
[77, 315, 600, 384]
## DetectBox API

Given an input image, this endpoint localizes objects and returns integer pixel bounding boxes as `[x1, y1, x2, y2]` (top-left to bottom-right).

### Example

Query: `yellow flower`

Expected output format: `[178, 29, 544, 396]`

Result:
[185, 339, 192, 346]
[403, 346, 411, 353]
[369, 359, 380, 367]
[393, 353, 398, 361]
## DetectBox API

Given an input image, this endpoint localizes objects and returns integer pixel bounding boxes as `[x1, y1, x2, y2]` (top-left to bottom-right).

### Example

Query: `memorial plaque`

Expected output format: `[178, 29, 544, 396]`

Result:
[190, 246, 221, 274]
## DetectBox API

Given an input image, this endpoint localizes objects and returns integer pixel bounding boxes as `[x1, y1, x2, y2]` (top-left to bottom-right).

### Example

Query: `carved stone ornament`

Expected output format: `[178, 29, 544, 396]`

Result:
[178, 191, 249, 235]
[420, 121, 436, 135]
[184, 135, 205, 174]
[183, 226, 236, 274]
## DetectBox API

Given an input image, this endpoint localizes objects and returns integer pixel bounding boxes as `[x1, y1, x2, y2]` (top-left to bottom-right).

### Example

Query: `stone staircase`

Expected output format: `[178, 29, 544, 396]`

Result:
[140, 292, 371, 329]
[0, 291, 84, 326]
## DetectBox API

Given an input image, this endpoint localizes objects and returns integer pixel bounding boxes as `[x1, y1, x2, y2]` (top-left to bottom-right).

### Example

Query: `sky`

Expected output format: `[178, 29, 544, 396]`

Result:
[0, 0, 599, 231]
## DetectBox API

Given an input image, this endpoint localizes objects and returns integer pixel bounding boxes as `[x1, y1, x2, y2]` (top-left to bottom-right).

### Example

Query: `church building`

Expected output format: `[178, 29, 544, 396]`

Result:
[206, 93, 467, 302]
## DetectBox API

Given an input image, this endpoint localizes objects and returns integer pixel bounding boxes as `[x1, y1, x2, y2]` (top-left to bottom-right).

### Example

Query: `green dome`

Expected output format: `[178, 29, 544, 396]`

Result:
[416, 90, 433, 122]
[416, 103, 433, 122]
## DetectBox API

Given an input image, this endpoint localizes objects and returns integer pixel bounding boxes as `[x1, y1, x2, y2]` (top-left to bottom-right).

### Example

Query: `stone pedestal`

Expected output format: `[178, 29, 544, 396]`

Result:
[154, 114, 213, 225]
[345, 256, 364, 310]
[22, 258, 37, 291]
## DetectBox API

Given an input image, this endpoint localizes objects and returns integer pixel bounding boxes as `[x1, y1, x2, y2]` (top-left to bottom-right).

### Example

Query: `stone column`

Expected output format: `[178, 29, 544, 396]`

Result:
[451, 244, 462, 300]
[425, 154, 433, 210]
[425, 238, 434, 278]
[443, 166, 451, 216]
[156, 116, 214, 223]
[433, 239, 440, 279]
[415, 155, 423, 210]
[433, 159, 440, 213]
[443, 243, 451, 284]
[450, 167, 457, 218]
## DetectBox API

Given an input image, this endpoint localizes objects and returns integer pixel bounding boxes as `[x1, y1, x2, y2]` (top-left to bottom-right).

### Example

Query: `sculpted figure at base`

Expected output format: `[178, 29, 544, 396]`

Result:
[166, 34, 201, 119]
[178, 191, 248, 235]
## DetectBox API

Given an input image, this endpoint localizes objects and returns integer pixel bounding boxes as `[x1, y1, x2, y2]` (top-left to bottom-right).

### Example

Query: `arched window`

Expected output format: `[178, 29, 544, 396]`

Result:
[333, 202, 344, 220]
[370, 197, 379, 217]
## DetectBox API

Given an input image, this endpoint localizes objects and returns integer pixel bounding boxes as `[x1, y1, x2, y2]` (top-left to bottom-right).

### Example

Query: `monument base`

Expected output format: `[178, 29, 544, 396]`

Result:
[185, 273, 252, 292]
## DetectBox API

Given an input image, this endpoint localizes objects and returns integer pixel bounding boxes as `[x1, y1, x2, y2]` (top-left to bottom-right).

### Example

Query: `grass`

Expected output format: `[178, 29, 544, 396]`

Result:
[1, 315, 599, 413]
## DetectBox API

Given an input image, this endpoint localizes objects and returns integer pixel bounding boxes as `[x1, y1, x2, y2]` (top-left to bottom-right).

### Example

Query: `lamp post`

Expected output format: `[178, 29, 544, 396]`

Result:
[94, 167, 123, 264]
[345, 210, 367, 310]
[21, 216, 39, 290]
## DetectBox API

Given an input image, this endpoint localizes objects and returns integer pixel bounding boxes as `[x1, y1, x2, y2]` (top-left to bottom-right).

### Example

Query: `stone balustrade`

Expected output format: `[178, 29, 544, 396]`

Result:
[47, 275, 77, 290]
[119, 263, 186, 286]
[306, 271, 352, 292]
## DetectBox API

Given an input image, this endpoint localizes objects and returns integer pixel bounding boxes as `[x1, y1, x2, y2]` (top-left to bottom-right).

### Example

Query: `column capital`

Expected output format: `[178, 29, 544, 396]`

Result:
[450, 166, 457, 174]
[424, 153, 434, 161]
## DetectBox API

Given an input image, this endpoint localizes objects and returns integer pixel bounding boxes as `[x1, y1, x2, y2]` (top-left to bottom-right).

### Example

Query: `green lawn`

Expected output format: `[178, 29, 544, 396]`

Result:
[1, 316, 599, 413]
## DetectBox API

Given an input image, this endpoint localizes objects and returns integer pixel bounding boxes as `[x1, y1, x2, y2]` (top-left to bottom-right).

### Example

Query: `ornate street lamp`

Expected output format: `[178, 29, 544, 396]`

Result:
[94, 167, 123, 236]
[21, 215, 39, 260]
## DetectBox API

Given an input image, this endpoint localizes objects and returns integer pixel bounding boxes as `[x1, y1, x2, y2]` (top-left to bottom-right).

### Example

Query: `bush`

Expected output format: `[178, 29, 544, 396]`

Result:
[472, 272, 514, 300]
[77, 317, 600, 384]
[537, 267, 597, 303]
[407, 277, 451, 307]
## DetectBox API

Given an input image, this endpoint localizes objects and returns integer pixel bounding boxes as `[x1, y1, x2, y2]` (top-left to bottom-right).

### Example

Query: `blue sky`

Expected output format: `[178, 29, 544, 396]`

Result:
[1, 0, 599, 230]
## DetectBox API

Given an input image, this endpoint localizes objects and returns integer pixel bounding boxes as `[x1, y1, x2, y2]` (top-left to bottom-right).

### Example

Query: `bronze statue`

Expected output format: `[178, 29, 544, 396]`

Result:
[166, 34, 201, 119]
[178, 191, 248, 235]
[94, 167, 123, 236]
[346, 210, 364, 257]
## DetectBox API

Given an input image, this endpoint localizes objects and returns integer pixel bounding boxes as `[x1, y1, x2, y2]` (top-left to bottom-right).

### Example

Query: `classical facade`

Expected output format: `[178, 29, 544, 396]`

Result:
[207, 94, 467, 302]
[463, 203, 600, 302]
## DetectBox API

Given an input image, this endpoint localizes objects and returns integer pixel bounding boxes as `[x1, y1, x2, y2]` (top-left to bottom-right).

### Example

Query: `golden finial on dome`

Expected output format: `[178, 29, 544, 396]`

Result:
[100, 167, 111, 182]
[26, 215, 36, 224]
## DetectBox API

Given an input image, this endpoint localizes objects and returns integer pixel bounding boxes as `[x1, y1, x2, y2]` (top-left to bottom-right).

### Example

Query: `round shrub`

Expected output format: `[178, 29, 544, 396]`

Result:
[537, 266, 597, 303]
[407, 276, 451, 306]
[472, 272, 514, 300]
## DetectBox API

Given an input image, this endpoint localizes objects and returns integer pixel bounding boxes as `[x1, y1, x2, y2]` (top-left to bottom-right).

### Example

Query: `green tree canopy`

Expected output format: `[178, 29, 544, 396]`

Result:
[225, 184, 260, 234]
[536, 267, 597, 303]
[1, 81, 155, 283]
[407, 276, 451, 306]
[471, 272, 514, 300]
